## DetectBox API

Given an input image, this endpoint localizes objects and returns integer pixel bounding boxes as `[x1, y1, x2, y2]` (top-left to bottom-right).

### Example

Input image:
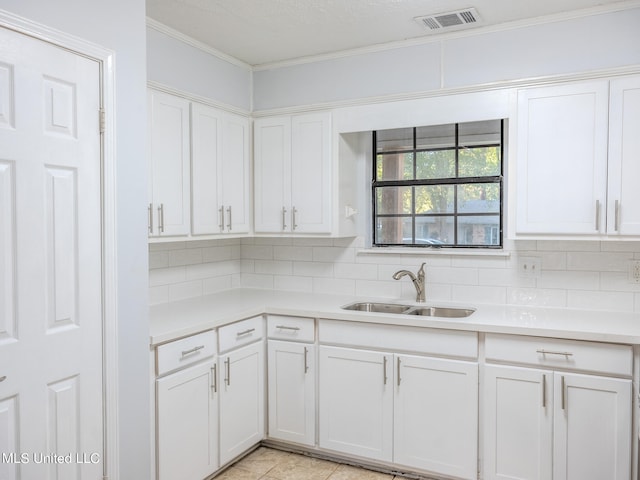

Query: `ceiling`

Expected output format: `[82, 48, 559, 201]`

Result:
[146, 0, 632, 66]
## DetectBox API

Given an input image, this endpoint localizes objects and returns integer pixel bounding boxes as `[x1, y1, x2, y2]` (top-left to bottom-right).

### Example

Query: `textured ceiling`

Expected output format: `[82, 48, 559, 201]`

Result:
[146, 0, 633, 66]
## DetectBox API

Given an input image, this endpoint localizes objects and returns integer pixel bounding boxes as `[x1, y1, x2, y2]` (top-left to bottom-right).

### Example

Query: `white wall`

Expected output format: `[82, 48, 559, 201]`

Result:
[253, 6, 640, 111]
[0, 1, 150, 479]
[147, 24, 252, 111]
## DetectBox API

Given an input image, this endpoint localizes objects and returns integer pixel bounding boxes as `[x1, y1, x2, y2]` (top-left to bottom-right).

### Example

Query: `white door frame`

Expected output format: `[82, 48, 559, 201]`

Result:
[0, 9, 119, 479]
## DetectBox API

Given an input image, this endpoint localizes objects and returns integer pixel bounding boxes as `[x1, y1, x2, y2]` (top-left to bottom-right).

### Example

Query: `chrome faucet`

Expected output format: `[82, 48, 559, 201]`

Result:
[392, 263, 426, 303]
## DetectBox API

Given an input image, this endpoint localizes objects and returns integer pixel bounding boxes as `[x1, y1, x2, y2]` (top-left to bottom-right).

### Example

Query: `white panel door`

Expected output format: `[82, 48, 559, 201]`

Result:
[516, 81, 609, 234]
[394, 355, 478, 479]
[220, 112, 250, 234]
[148, 90, 190, 237]
[483, 365, 552, 480]
[0, 27, 102, 480]
[254, 117, 290, 233]
[553, 372, 632, 480]
[290, 112, 332, 233]
[607, 75, 640, 236]
[191, 102, 222, 235]
[219, 342, 265, 466]
[156, 361, 218, 480]
[267, 340, 315, 446]
[318, 346, 393, 462]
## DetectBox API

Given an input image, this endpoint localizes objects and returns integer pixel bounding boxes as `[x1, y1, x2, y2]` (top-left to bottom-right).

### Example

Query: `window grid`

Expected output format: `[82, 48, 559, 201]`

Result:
[372, 120, 504, 248]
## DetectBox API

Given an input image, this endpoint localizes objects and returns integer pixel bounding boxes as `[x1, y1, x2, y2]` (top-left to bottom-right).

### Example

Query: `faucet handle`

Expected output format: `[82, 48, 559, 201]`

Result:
[417, 262, 426, 277]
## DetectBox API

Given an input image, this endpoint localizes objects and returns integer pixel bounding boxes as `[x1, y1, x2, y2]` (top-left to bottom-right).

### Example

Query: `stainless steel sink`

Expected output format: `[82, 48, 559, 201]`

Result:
[405, 306, 475, 318]
[341, 302, 412, 314]
[341, 302, 475, 318]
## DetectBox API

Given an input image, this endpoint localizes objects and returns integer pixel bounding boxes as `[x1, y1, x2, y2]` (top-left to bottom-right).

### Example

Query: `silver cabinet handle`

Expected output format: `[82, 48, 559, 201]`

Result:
[595, 200, 601, 231]
[158, 203, 165, 233]
[397, 357, 402, 386]
[561, 375, 566, 410]
[282, 207, 287, 231]
[181, 345, 204, 357]
[292, 206, 298, 230]
[0, 375, 6, 383]
[383, 356, 388, 385]
[226, 206, 232, 231]
[276, 325, 300, 331]
[224, 358, 230, 386]
[211, 364, 217, 394]
[219, 206, 225, 232]
[542, 374, 547, 408]
[304, 347, 309, 374]
[148, 203, 153, 234]
[536, 349, 573, 357]
[615, 200, 620, 232]
[236, 328, 255, 337]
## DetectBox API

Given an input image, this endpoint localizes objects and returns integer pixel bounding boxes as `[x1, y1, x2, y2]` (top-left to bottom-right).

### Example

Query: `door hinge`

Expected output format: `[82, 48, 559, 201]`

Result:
[99, 108, 106, 133]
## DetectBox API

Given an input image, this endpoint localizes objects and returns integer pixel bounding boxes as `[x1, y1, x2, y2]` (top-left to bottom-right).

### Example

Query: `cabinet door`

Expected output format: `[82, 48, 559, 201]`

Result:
[290, 112, 332, 233]
[394, 355, 478, 479]
[219, 342, 265, 466]
[148, 90, 191, 237]
[254, 116, 291, 233]
[318, 346, 393, 462]
[515, 81, 609, 235]
[267, 340, 315, 446]
[607, 75, 640, 235]
[156, 361, 218, 480]
[220, 113, 250, 233]
[483, 365, 552, 480]
[191, 102, 222, 235]
[553, 372, 632, 480]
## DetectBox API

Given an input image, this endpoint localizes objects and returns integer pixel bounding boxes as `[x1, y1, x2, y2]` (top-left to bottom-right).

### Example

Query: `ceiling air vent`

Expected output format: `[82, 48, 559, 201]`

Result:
[415, 7, 482, 32]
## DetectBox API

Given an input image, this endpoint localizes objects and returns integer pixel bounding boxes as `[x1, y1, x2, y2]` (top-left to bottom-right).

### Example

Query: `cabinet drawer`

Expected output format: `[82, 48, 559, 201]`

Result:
[319, 319, 477, 359]
[156, 330, 217, 376]
[267, 315, 314, 342]
[485, 333, 633, 376]
[219, 316, 264, 353]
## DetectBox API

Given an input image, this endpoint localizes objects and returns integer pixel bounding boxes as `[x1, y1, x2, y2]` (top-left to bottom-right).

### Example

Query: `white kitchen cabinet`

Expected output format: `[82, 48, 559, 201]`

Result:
[514, 75, 640, 238]
[515, 80, 609, 235]
[154, 330, 219, 480]
[484, 334, 633, 480]
[267, 340, 315, 446]
[147, 89, 191, 237]
[191, 103, 250, 235]
[218, 340, 265, 466]
[254, 112, 332, 234]
[394, 354, 478, 479]
[607, 75, 640, 236]
[318, 345, 394, 462]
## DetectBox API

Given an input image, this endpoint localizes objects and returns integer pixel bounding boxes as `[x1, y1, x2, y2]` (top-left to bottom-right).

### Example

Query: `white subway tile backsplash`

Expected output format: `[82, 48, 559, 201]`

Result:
[148, 237, 640, 312]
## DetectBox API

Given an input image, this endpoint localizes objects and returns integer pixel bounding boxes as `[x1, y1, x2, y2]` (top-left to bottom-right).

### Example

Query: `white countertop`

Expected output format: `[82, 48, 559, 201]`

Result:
[149, 288, 640, 346]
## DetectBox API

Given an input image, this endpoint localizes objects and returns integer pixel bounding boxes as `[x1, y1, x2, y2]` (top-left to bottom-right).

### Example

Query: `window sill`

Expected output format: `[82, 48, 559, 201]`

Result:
[357, 247, 511, 258]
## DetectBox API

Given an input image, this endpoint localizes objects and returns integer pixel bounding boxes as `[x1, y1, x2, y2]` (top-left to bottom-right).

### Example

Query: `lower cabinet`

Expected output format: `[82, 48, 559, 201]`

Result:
[318, 345, 478, 479]
[156, 361, 218, 480]
[219, 341, 265, 466]
[483, 335, 633, 480]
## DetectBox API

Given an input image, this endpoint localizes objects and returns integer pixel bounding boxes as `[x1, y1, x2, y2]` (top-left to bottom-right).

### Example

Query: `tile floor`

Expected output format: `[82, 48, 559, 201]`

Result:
[214, 447, 430, 480]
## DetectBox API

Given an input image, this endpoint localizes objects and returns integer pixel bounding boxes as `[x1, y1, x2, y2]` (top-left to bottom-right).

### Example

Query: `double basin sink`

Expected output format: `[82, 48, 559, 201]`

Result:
[342, 301, 475, 318]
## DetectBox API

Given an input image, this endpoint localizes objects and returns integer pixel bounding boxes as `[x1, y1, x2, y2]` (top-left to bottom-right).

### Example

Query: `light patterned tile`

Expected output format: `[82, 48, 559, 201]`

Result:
[328, 464, 395, 480]
[235, 447, 291, 476]
[214, 465, 262, 480]
[265, 454, 338, 480]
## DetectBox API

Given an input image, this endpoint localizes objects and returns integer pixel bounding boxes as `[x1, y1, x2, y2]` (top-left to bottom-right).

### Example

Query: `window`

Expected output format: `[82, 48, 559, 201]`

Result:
[372, 119, 504, 248]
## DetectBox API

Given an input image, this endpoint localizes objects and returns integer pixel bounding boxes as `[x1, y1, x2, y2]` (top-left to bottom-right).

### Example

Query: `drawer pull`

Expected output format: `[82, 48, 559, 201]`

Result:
[224, 358, 230, 386]
[304, 347, 309, 374]
[276, 325, 301, 331]
[0, 375, 6, 383]
[383, 356, 388, 385]
[211, 365, 217, 394]
[236, 328, 256, 337]
[536, 349, 573, 357]
[397, 357, 402, 387]
[181, 345, 205, 357]
[542, 374, 547, 408]
[561, 375, 566, 410]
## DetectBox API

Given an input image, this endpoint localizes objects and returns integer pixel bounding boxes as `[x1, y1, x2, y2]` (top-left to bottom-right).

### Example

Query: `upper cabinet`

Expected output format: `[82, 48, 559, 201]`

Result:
[254, 112, 332, 234]
[191, 104, 250, 235]
[148, 90, 191, 237]
[513, 75, 640, 238]
[147, 89, 251, 241]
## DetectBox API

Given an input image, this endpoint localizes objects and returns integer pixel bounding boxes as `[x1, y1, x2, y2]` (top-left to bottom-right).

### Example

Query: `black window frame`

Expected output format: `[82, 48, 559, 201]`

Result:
[372, 120, 504, 249]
